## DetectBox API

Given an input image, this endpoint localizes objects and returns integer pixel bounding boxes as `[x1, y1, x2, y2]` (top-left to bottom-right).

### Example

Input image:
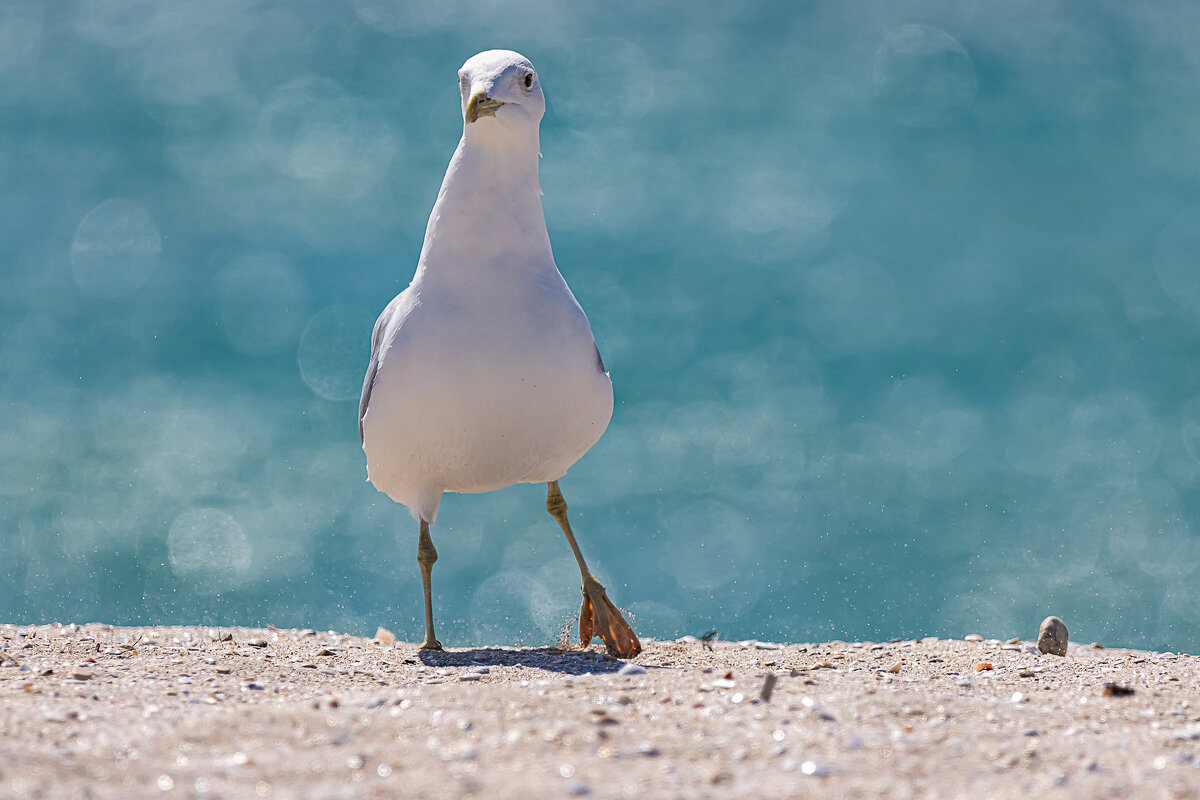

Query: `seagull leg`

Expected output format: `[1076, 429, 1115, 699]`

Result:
[546, 481, 641, 658]
[417, 520, 443, 651]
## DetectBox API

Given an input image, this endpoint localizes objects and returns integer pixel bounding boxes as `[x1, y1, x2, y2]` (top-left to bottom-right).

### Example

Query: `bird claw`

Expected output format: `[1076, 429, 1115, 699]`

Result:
[579, 578, 641, 659]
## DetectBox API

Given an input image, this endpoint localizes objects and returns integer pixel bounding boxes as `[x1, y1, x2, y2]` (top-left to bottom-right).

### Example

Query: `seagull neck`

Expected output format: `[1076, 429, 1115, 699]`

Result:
[417, 133, 552, 279]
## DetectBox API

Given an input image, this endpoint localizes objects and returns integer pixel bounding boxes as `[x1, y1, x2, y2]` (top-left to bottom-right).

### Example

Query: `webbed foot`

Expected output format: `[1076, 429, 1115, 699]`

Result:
[579, 575, 641, 659]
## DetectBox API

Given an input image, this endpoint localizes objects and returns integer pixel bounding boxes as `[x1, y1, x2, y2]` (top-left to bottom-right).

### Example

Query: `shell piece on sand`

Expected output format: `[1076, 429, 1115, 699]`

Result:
[1038, 616, 1069, 656]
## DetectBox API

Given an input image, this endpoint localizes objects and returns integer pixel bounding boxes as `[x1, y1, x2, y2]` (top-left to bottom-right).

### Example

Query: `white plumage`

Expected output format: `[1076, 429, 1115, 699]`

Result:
[360, 50, 612, 524]
[358, 50, 639, 657]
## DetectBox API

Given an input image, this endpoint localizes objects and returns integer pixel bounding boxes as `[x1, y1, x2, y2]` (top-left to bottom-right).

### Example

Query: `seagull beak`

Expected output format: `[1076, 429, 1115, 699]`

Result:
[465, 90, 504, 124]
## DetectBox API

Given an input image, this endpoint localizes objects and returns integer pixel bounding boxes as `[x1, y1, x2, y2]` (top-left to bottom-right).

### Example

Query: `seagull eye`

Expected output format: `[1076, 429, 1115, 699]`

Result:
[524, 73, 533, 88]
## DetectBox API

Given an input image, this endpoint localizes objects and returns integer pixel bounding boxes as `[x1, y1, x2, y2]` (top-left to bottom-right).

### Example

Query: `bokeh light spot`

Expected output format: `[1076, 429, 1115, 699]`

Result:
[168, 507, 252, 590]
[726, 168, 837, 263]
[70, 198, 162, 298]
[215, 253, 311, 356]
[259, 77, 398, 200]
[874, 24, 977, 127]
[298, 305, 375, 402]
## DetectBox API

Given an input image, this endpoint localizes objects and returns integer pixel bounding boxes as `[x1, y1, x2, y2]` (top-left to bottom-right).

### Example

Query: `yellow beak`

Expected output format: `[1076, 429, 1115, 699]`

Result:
[465, 90, 504, 124]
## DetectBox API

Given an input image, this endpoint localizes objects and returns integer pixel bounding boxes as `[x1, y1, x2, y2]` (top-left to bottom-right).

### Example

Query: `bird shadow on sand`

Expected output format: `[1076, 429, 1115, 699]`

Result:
[417, 647, 627, 675]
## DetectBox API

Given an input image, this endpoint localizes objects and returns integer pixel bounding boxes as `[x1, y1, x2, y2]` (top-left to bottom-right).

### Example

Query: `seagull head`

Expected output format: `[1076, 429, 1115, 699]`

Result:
[458, 50, 545, 132]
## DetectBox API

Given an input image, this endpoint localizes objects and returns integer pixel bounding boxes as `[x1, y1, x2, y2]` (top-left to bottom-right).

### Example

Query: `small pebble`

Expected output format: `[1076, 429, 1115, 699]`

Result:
[800, 760, 829, 777]
[459, 673, 483, 682]
[1102, 683, 1135, 697]
[964, 634, 983, 642]
[617, 663, 647, 676]
[712, 678, 736, 689]
[759, 672, 778, 702]
[71, 667, 93, 680]
[1038, 616, 1069, 656]
[886, 662, 902, 674]
[374, 627, 395, 645]
[975, 663, 993, 672]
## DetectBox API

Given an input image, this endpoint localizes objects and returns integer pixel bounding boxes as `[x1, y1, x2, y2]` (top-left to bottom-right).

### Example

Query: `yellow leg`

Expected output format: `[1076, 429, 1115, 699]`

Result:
[546, 481, 641, 658]
[417, 520, 443, 651]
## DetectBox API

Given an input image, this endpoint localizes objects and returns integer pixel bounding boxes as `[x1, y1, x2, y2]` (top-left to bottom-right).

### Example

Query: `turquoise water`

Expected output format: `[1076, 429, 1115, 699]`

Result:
[4, 2, 1200, 652]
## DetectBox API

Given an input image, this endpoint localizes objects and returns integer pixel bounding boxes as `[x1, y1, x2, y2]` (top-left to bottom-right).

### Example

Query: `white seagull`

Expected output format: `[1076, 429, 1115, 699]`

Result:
[359, 50, 641, 658]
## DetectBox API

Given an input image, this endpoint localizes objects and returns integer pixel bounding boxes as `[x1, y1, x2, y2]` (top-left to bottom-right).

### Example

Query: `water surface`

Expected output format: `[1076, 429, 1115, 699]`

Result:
[4, 1, 1200, 651]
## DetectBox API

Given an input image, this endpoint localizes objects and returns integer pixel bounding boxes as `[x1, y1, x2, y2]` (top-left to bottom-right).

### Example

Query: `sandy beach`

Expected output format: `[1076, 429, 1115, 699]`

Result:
[1, 623, 1198, 799]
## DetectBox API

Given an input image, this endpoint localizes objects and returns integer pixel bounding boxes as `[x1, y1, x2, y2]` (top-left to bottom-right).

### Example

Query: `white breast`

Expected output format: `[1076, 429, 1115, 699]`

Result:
[362, 267, 612, 523]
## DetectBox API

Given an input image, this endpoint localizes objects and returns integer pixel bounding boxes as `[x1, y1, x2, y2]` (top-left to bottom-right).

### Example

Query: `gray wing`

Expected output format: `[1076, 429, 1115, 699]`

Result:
[359, 294, 403, 443]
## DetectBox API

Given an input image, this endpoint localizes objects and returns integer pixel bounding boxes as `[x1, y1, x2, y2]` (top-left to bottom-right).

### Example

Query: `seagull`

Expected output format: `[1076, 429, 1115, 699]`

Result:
[359, 50, 641, 659]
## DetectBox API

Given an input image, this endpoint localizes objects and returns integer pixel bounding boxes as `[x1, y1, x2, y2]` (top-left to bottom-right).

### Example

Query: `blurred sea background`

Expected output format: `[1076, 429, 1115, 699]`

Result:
[5, 1, 1200, 651]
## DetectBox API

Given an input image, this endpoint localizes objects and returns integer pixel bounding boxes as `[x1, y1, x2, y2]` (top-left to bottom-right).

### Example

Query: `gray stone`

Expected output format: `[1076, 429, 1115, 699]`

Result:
[1038, 616, 1068, 656]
